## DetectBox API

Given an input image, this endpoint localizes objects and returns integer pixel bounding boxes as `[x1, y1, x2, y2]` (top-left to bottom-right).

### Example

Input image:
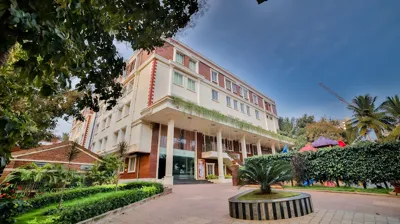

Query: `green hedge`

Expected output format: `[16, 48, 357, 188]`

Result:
[246, 142, 400, 185]
[46, 186, 163, 223]
[120, 181, 164, 193]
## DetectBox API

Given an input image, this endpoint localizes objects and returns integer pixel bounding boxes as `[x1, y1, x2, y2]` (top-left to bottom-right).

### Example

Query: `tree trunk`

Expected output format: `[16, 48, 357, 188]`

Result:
[362, 181, 367, 189]
[260, 184, 271, 194]
[383, 181, 389, 189]
[336, 179, 340, 187]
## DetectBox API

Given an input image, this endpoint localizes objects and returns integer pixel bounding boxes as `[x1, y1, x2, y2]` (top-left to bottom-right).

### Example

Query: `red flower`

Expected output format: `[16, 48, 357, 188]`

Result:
[17, 186, 22, 190]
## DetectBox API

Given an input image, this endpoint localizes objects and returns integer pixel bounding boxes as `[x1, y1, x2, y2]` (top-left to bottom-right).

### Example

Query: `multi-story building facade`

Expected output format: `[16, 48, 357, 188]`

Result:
[69, 108, 96, 149]
[69, 39, 292, 185]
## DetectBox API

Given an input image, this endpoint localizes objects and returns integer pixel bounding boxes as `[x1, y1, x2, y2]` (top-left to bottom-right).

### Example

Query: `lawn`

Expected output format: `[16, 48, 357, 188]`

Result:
[15, 191, 119, 224]
[284, 185, 391, 194]
[238, 189, 300, 200]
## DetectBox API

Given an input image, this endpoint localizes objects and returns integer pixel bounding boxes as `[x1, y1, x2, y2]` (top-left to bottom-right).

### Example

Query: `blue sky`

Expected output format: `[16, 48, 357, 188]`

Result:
[55, 0, 400, 134]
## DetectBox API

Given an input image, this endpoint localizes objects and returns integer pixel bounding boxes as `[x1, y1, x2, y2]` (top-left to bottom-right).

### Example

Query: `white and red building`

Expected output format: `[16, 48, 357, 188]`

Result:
[69, 39, 292, 184]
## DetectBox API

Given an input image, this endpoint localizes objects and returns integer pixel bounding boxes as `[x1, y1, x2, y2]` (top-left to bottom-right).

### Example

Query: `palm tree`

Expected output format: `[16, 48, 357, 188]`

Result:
[380, 95, 400, 141]
[58, 142, 80, 209]
[347, 94, 394, 141]
[115, 141, 128, 191]
[238, 161, 292, 194]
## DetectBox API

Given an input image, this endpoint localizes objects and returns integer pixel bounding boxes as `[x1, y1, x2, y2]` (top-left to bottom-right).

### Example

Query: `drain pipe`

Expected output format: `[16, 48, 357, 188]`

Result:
[136, 154, 141, 180]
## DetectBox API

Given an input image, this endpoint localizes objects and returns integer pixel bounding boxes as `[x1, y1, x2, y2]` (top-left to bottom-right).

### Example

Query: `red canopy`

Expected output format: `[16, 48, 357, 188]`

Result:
[338, 140, 346, 147]
[299, 143, 317, 152]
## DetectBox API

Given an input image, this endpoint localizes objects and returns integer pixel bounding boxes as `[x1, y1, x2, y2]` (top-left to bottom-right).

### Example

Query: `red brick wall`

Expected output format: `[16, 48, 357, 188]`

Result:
[198, 62, 211, 81]
[155, 43, 174, 60]
[138, 50, 153, 66]
[16, 146, 97, 164]
[258, 97, 263, 109]
[218, 73, 225, 88]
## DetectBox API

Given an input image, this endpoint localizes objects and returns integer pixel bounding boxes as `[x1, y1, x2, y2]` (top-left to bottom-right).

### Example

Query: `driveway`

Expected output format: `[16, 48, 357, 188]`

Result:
[106, 184, 400, 224]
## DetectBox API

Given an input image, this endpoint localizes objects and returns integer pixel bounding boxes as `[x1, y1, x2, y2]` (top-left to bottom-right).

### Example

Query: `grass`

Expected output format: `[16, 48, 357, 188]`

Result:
[284, 185, 391, 194]
[238, 189, 300, 200]
[15, 191, 120, 224]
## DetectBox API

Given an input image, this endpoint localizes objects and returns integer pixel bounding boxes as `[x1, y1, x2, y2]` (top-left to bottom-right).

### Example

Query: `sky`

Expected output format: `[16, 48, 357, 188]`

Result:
[54, 0, 400, 135]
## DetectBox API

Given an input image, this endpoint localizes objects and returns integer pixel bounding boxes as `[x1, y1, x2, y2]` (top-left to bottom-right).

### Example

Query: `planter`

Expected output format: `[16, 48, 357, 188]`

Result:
[228, 190, 313, 220]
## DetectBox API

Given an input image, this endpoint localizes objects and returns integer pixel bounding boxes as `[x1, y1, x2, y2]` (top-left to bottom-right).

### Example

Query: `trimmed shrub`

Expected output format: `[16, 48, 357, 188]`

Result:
[206, 174, 217, 180]
[246, 142, 400, 186]
[121, 181, 164, 193]
[47, 186, 163, 223]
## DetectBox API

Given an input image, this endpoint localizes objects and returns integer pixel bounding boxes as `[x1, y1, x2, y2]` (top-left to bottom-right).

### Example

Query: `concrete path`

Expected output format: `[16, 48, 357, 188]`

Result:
[106, 184, 400, 224]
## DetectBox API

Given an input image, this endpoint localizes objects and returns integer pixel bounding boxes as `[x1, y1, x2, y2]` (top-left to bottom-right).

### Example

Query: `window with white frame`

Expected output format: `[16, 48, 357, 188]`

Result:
[212, 89, 218, 101]
[206, 163, 215, 176]
[106, 115, 112, 127]
[113, 131, 118, 145]
[123, 102, 130, 117]
[240, 103, 245, 113]
[103, 137, 108, 150]
[225, 79, 232, 91]
[173, 71, 183, 86]
[233, 100, 238, 110]
[246, 105, 251, 116]
[187, 78, 196, 92]
[176, 52, 184, 64]
[211, 70, 218, 83]
[117, 106, 123, 120]
[102, 118, 106, 130]
[239, 85, 244, 97]
[253, 94, 258, 105]
[233, 84, 237, 94]
[189, 59, 196, 71]
[255, 110, 260, 119]
[243, 88, 249, 100]
[128, 156, 137, 173]
[226, 96, 231, 107]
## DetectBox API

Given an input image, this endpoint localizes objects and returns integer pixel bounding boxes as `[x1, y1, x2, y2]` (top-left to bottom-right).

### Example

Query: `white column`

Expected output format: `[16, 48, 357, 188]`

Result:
[217, 129, 224, 181]
[164, 119, 174, 185]
[241, 135, 247, 162]
[194, 131, 198, 180]
[271, 144, 276, 154]
[257, 139, 262, 156]
[168, 65, 173, 96]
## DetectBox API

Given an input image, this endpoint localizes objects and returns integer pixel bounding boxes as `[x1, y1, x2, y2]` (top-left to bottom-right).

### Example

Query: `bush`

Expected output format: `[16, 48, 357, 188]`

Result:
[206, 174, 217, 180]
[225, 174, 232, 179]
[121, 181, 164, 193]
[246, 142, 400, 186]
[47, 186, 163, 223]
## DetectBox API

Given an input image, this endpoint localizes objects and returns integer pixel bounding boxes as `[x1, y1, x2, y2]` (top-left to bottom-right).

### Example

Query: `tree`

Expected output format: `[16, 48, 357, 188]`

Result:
[380, 95, 400, 141]
[58, 142, 80, 209]
[61, 133, 70, 142]
[347, 95, 394, 141]
[238, 161, 292, 194]
[0, 45, 80, 160]
[115, 141, 128, 191]
[87, 155, 121, 186]
[278, 114, 315, 150]
[0, 0, 204, 159]
[305, 119, 344, 142]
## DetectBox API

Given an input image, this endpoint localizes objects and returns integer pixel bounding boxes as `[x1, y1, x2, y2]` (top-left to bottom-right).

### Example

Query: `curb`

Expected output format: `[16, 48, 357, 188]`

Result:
[286, 189, 399, 198]
[77, 187, 173, 224]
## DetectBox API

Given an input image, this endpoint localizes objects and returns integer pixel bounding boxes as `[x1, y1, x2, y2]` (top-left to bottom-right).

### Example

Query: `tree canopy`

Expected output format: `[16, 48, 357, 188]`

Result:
[0, 0, 204, 159]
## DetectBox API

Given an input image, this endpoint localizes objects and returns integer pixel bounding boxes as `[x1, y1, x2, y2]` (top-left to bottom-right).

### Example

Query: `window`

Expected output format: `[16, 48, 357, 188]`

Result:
[189, 59, 196, 71]
[243, 88, 249, 100]
[106, 115, 112, 127]
[102, 118, 106, 130]
[176, 52, 184, 64]
[212, 89, 218, 101]
[226, 96, 231, 107]
[240, 103, 245, 113]
[233, 84, 237, 94]
[103, 137, 108, 150]
[187, 78, 196, 92]
[120, 128, 126, 143]
[113, 131, 118, 145]
[119, 163, 125, 173]
[255, 110, 260, 119]
[239, 86, 243, 97]
[253, 94, 258, 105]
[211, 70, 218, 83]
[128, 156, 137, 173]
[80, 165, 93, 171]
[246, 105, 250, 116]
[117, 107, 123, 120]
[98, 139, 102, 151]
[94, 123, 99, 135]
[233, 100, 238, 110]
[124, 103, 130, 117]
[173, 72, 184, 86]
[206, 163, 215, 176]
[225, 79, 232, 91]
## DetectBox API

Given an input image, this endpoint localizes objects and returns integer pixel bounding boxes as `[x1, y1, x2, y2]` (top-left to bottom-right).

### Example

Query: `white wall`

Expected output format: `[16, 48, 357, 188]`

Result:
[153, 61, 170, 103]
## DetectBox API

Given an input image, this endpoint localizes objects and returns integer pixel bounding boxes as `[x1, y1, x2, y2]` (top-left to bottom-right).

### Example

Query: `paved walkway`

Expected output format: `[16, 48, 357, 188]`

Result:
[106, 184, 400, 224]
